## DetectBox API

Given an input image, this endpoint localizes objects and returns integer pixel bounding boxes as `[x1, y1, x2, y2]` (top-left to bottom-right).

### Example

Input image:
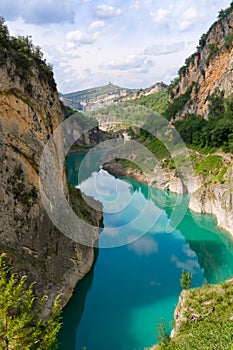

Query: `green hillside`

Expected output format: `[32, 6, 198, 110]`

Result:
[61, 82, 133, 103]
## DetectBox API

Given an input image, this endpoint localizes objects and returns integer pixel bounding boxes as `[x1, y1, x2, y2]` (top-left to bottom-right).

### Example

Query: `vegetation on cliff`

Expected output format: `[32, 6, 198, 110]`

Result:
[0, 17, 56, 91]
[174, 90, 233, 151]
[154, 280, 233, 350]
[170, 2, 233, 87]
[0, 254, 61, 349]
[129, 88, 169, 115]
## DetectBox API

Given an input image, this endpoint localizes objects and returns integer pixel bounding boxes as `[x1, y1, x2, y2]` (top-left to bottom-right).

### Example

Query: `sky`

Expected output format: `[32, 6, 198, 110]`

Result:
[1, 1, 231, 93]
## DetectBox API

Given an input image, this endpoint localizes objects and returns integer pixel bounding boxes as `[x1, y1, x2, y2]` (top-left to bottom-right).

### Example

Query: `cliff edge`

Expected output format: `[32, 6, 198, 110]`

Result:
[0, 20, 101, 314]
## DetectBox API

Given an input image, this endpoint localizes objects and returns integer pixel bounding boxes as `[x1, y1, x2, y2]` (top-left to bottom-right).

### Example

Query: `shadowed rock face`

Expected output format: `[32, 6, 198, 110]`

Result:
[0, 41, 101, 315]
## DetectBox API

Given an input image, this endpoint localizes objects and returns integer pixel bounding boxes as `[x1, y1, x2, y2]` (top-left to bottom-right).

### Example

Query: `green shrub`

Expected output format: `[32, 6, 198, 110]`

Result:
[164, 83, 195, 120]
[206, 44, 220, 65]
[180, 270, 192, 290]
[195, 155, 223, 176]
[0, 254, 61, 349]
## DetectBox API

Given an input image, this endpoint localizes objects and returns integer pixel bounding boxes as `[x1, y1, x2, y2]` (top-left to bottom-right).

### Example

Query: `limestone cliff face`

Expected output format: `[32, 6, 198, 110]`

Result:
[0, 40, 101, 313]
[170, 10, 233, 118]
[189, 168, 233, 236]
[119, 82, 167, 102]
[149, 167, 233, 237]
[104, 159, 233, 237]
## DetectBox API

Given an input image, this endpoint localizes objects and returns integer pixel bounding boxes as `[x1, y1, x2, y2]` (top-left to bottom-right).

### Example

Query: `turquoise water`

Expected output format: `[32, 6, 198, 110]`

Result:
[59, 153, 233, 350]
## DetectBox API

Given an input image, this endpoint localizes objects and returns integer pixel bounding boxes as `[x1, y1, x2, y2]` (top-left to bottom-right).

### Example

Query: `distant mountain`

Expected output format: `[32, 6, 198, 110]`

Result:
[59, 82, 134, 111]
[60, 82, 168, 112]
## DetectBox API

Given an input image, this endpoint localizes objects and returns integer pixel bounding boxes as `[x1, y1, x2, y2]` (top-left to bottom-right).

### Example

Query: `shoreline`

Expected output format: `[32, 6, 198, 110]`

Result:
[103, 161, 233, 239]
[67, 147, 91, 155]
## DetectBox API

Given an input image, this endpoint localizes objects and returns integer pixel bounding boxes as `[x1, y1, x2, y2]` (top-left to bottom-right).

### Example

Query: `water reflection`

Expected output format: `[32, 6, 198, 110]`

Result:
[58, 248, 99, 350]
[61, 153, 233, 350]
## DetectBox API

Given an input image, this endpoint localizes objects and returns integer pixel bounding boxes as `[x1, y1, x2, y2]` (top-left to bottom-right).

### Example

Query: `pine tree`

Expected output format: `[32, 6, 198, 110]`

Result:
[180, 270, 192, 290]
[0, 254, 61, 349]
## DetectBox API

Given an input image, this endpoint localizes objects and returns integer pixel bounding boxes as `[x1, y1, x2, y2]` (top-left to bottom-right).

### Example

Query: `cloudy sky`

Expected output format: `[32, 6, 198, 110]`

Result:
[1, 1, 230, 93]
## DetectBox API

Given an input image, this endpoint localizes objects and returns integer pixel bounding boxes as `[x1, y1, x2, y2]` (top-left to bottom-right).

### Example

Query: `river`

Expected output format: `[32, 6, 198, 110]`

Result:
[58, 153, 233, 350]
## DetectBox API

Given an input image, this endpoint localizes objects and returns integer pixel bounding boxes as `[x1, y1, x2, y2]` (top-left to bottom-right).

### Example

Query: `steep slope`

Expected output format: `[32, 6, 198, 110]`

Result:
[0, 20, 101, 314]
[168, 4, 233, 119]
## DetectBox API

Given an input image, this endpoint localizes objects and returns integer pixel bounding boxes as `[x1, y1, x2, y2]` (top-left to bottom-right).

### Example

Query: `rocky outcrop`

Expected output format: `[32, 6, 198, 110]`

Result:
[119, 82, 167, 102]
[0, 36, 101, 314]
[169, 279, 233, 346]
[189, 171, 233, 236]
[170, 9, 233, 118]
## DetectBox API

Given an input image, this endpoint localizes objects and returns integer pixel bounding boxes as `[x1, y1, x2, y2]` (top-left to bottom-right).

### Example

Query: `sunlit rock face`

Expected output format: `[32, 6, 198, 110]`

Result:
[0, 36, 101, 315]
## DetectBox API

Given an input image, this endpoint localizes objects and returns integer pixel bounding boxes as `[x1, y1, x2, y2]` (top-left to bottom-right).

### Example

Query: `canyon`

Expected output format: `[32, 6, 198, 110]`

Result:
[0, 35, 102, 315]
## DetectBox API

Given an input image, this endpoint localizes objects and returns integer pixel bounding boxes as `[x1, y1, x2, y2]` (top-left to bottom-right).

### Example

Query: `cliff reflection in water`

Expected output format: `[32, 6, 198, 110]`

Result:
[58, 248, 99, 350]
[121, 177, 233, 283]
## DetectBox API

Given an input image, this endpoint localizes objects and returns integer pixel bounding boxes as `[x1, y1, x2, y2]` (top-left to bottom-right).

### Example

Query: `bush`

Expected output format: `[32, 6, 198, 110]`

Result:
[156, 319, 170, 346]
[180, 270, 192, 290]
[164, 83, 195, 120]
[206, 44, 220, 65]
[195, 155, 223, 176]
[0, 254, 61, 349]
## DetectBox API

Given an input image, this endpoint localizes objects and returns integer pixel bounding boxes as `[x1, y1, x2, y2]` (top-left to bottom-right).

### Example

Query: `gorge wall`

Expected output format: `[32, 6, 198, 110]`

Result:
[0, 34, 101, 314]
[170, 9, 233, 119]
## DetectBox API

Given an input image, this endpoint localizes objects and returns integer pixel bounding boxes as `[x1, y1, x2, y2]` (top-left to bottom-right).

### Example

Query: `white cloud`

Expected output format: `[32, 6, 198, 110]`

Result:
[66, 29, 99, 45]
[61, 68, 96, 93]
[130, 0, 152, 11]
[178, 7, 199, 31]
[129, 236, 158, 256]
[3, 0, 231, 93]
[103, 54, 153, 71]
[171, 254, 199, 274]
[94, 4, 122, 19]
[150, 7, 173, 28]
[89, 20, 104, 30]
[145, 41, 186, 56]
[183, 244, 196, 258]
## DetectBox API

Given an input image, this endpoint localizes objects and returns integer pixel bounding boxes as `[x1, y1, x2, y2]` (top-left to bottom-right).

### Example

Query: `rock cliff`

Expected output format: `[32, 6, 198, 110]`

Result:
[170, 7, 233, 119]
[0, 29, 101, 314]
[104, 156, 233, 237]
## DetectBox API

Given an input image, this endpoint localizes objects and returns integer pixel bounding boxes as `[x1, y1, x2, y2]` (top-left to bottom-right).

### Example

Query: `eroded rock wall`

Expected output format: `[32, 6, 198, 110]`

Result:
[0, 48, 101, 314]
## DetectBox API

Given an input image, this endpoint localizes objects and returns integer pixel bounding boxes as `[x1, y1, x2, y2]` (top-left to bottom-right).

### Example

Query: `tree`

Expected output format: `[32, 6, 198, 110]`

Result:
[156, 319, 170, 346]
[228, 133, 233, 153]
[180, 270, 192, 290]
[211, 118, 233, 147]
[0, 16, 9, 41]
[0, 254, 61, 349]
[207, 88, 225, 121]
[218, 9, 225, 20]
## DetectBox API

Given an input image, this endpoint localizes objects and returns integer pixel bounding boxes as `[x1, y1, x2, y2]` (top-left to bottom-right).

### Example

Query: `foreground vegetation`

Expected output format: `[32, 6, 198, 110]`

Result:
[154, 280, 233, 350]
[0, 254, 61, 349]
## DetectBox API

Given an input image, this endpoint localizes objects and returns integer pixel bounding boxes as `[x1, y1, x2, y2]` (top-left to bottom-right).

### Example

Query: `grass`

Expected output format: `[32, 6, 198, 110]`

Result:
[194, 154, 229, 184]
[156, 280, 233, 350]
[131, 88, 169, 115]
[195, 155, 224, 176]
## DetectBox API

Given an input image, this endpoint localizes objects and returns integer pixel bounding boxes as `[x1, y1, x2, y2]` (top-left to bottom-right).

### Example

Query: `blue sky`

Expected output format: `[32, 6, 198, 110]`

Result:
[1, 1, 231, 93]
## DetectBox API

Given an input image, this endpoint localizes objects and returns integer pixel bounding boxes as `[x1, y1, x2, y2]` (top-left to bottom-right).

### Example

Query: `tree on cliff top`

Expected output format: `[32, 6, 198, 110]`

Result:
[0, 254, 61, 349]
